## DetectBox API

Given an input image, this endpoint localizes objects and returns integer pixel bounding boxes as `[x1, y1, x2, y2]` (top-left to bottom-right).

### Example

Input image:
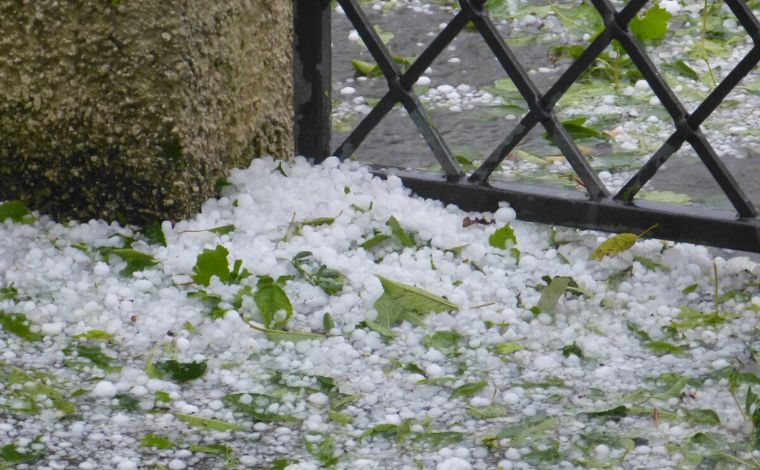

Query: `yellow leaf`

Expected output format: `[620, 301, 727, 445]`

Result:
[591, 233, 638, 260]
[590, 224, 658, 260]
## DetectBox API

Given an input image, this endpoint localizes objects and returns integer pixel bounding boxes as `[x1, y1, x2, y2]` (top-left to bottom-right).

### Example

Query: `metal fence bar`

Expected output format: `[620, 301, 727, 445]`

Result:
[377, 168, 760, 252]
[468, 0, 649, 186]
[292, 0, 760, 253]
[293, 0, 332, 162]
[462, 0, 609, 199]
[599, 0, 757, 217]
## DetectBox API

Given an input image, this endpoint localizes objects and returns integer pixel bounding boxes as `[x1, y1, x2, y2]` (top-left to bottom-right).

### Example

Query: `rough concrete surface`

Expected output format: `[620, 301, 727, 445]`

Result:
[0, 0, 292, 224]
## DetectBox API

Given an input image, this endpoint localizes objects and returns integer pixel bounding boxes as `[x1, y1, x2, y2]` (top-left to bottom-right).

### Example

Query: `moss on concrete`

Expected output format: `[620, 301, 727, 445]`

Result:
[0, 0, 292, 224]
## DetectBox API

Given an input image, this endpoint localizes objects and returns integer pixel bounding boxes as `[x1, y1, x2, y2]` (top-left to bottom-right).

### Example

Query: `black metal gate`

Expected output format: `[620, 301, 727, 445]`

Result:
[293, 0, 760, 253]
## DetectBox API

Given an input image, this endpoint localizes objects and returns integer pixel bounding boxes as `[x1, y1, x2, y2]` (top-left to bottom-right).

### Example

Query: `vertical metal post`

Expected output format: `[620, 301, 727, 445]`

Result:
[293, 0, 332, 162]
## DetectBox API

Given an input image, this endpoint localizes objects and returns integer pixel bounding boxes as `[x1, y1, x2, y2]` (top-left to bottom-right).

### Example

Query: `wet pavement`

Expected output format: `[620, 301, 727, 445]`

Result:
[329, 2, 759, 256]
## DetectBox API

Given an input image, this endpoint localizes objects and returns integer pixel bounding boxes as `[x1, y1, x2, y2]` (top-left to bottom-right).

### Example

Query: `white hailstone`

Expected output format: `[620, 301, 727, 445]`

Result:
[635, 80, 649, 90]
[41, 322, 64, 335]
[660, 0, 681, 14]
[175, 337, 190, 351]
[340, 87, 356, 96]
[93, 262, 110, 276]
[533, 355, 559, 369]
[504, 448, 521, 460]
[502, 391, 520, 404]
[116, 460, 138, 470]
[307, 392, 329, 407]
[167, 459, 187, 470]
[93, 380, 118, 398]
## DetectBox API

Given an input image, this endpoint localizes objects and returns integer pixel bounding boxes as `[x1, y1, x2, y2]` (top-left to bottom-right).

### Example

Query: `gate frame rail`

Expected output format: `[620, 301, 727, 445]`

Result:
[293, 0, 760, 253]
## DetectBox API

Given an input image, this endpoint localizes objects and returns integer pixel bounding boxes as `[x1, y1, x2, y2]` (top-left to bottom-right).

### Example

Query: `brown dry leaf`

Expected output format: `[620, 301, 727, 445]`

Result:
[463, 217, 494, 228]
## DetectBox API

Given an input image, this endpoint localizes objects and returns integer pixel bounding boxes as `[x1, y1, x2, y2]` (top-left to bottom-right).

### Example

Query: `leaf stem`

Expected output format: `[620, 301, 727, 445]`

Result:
[636, 223, 659, 239]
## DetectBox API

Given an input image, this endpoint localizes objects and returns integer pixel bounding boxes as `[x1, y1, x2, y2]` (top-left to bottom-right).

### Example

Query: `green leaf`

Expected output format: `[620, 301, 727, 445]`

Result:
[0, 200, 34, 224]
[141, 221, 167, 246]
[154, 360, 207, 383]
[492, 341, 524, 357]
[352, 59, 382, 77]
[302, 217, 336, 227]
[255, 276, 293, 329]
[192, 245, 228, 286]
[644, 340, 688, 356]
[224, 393, 302, 423]
[633, 255, 667, 271]
[114, 393, 141, 412]
[304, 434, 338, 467]
[273, 162, 288, 177]
[0, 284, 18, 301]
[547, 117, 609, 140]
[414, 431, 465, 449]
[562, 342, 584, 358]
[466, 404, 509, 420]
[0, 442, 44, 464]
[373, 293, 410, 329]
[607, 266, 633, 289]
[0, 312, 43, 342]
[386, 216, 416, 248]
[626, 321, 652, 341]
[629, 6, 671, 42]
[0, 365, 75, 414]
[72, 329, 114, 341]
[311, 376, 356, 411]
[191, 245, 250, 286]
[328, 409, 353, 425]
[361, 319, 396, 339]
[670, 306, 738, 330]
[489, 224, 517, 250]
[100, 248, 159, 276]
[265, 459, 299, 470]
[206, 224, 236, 235]
[362, 420, 413, 442]
[662, 60, 698, 80]
[422, 330, 461, 352]
[242, 320, 324, 342]
[175, 413, 246, 432]
[746, 386, 759, 417]
[580, 432, 635, 452]
[683, 408, 721, 426]
[417, 376, 457, 386]
[523, 440, 561, 465]
[322, 313, 335, 331]
[682, 283, 699, 295]
[64, 342, 119, 372]
[535, 276, 571, 314]
[488, 416, 559, 445]
[376, 276, 458, 314]
[639, 190, 692, 205]
[591, 224, 657, 260]
[140, 433, 174, 449]
[291, 251, 345, 295]
[520, 376, 566, 389]
[583, 405, 628, 420]
[360, 234, 391, 250]
[451, 380, 487, 399]
[187, 290, 226, 319]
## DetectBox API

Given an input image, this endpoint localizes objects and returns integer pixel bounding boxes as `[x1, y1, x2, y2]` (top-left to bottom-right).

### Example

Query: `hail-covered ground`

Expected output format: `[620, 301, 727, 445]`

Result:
[1, 157, 760, 470]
